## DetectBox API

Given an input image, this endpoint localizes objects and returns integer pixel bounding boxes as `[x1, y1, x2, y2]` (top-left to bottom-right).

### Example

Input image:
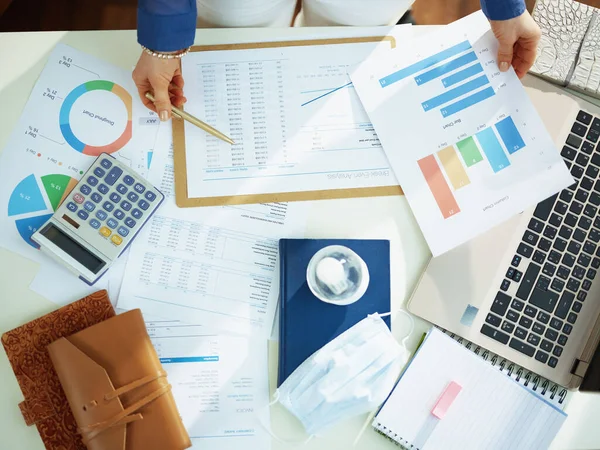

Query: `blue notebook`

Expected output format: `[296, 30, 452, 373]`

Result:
[277, 238, 391, 386]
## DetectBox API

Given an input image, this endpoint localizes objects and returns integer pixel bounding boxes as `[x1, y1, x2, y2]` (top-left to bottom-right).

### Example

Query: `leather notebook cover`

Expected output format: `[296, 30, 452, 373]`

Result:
[1, 290, 115, 450]
[47, 309, 191, 450]
[277, 238, 391, 386]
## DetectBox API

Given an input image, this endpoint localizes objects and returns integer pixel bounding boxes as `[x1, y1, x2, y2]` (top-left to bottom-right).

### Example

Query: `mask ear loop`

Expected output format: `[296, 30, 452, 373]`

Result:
[257, 390, 315, 446]
[353, 309, 415, 447]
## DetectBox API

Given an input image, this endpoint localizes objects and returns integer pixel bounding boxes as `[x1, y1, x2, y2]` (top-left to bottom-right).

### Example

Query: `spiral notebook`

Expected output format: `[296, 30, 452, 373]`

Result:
[372, 328, 567, 450]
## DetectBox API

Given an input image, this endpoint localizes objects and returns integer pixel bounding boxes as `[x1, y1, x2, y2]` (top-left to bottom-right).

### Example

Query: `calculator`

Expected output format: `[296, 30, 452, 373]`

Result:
[32, 153, 164, 285]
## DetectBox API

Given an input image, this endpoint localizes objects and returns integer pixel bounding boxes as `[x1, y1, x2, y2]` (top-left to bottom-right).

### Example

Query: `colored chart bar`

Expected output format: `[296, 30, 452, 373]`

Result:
[422, 75, 489, 112]
[437, 146, 470, 190]
[476, 128, 511, 173]
[379, 40, 472, 87]
[456, 136, 483, 167]
[418, 155, 461, 219]
[160, 356, 219, 363]
[442, 63, 484, 87]
[415, 52, 478, 85]
[441, 87, 495, 118]
[495, 116, 526, 154]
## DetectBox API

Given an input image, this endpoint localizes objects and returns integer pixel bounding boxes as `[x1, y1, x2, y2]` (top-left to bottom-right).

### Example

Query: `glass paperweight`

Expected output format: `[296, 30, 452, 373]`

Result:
[306, 245, 370, 305]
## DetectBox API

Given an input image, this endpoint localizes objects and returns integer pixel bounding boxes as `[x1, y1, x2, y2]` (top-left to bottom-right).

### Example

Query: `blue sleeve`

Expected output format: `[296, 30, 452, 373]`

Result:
[480, 0, 526, 21]
[137, 0, 197, 52]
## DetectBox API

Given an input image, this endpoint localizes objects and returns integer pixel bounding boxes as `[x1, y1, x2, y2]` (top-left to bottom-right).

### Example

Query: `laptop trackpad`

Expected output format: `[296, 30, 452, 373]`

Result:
[408, 213, 525, 337]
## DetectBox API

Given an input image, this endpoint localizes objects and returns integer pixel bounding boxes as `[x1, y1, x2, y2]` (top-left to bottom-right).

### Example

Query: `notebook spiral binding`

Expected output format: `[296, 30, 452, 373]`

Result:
[372, 423, 418, 450]
[437, 327, 570, 408]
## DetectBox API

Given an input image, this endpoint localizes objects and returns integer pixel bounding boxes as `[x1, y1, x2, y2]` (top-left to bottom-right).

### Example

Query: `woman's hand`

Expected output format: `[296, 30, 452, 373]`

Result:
[132, 51, 187, 121]
[490, 10, 541, 79]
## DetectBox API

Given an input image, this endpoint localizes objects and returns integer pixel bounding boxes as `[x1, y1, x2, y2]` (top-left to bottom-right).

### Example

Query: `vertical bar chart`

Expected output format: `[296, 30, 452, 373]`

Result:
[476, 128, 510, 173]
[418, 155, 460, 219]
[495, 116, 526, 154]
[437, 146, 470, 190]
[456, 137, 483, 167]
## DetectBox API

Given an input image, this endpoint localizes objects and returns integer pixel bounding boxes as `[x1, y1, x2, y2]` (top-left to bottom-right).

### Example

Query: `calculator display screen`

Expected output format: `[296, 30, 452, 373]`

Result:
[41, 224, 106, 274]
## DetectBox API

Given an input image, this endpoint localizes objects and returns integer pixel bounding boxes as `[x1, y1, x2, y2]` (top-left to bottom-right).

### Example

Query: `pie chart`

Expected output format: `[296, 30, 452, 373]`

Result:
[59, 80, 133, 156]
[8, 173, 78, 248]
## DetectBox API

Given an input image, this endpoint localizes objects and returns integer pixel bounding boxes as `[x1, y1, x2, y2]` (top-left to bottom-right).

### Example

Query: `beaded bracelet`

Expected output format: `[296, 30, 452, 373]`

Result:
[141, 45, 191, 60]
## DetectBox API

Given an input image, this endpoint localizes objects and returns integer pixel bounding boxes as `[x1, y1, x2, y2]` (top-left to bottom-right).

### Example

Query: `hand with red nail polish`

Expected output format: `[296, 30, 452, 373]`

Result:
[132, 51, 187, 122]
[490, 10, 541, 79]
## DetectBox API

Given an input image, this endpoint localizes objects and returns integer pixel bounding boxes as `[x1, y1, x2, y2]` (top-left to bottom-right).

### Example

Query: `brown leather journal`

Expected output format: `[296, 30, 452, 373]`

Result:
[47, 308, 191, 450]
[2, 290, 115, 450]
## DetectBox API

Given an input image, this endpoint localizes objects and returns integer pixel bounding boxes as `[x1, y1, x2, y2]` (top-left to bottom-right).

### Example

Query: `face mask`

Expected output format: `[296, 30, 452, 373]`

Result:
[268, 311, 413, 441]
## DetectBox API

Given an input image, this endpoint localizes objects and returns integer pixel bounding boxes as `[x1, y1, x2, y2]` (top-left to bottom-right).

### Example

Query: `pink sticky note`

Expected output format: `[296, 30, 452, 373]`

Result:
[431, 381, 462, 419]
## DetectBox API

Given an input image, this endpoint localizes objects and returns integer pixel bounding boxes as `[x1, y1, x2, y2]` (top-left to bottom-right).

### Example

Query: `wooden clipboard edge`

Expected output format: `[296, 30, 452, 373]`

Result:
[174, 36, 402, 208]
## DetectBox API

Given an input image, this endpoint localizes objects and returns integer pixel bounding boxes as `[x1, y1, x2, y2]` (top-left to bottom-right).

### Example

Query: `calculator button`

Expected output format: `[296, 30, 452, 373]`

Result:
[116, 184, 128, 195]
[67, 202, 78, 212]
[89, 219, 101, 229]
[73, 193, 85, 204]
[93, 167, 106, 178]
[103, 201, 114, 212]
[77, 210, 89, 220]
[121, 200, 132, 211]
[84, 201, 95, 212]
[138, 200, 150, 211]
[145, 191, 157, 202]
[118, 226, 129, 237]
[131, 209, 143, 219]
[91, 193, 102, 203]
[124, 217, 137, 228]
[87, 176, 98, 186]
[111, 235, 123, 246]
[123, 175, 135, 186]
[100, 158, 112, 169]
[134, 183, 146, 194]
[107, 218, 118, 229]
[114, 209, 125, 220]
[99, 227, 111, 237]
[80, 184, 92, 195]
[105, 167, 123, 186]
[127, 192, 139, 202]
[98, 184, 109, 194]
[109, 193, 121, 203]
[96, 210, 108, 221]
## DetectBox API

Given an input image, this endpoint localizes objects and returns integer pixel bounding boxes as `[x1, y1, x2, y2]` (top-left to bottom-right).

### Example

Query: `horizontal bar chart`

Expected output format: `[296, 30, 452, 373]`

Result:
[422, 75, 489, 112]
[476, 127, 510, 173]
[379, 40, 472, 87]
[456, 136, 483, 167]
[418, 154, 461, 219]
[495, 116, 526, 154]
[437, 146, 470, 190]
[442, 63, 484, 87]
[415, 52, 478, 85]
[441, 87, 495, 118]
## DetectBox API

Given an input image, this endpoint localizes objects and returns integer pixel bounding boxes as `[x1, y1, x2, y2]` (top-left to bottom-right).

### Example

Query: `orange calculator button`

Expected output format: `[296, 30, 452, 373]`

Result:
[111, 235, 123, 246]
[99, 227, 111, 237]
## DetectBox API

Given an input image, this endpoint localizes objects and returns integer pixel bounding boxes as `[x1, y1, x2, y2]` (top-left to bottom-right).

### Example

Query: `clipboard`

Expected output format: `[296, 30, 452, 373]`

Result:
[173, 37, 404, 208]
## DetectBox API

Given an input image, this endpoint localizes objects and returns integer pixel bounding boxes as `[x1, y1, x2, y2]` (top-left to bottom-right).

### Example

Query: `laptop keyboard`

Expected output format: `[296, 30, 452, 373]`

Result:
[481, 110, 600, 369]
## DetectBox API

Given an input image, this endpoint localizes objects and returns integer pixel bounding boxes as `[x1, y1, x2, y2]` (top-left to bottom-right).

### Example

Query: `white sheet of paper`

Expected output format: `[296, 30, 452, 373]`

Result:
[0, 44, 158, 286]
[182, 35, 416, 199]
[351, 12, 573, 255]
[147, 320, 270, 450]
[118, 126, 309, 337]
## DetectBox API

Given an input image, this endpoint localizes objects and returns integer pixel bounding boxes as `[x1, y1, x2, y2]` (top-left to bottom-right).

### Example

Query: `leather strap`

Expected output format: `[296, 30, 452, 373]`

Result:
[78, 371, 171, 444]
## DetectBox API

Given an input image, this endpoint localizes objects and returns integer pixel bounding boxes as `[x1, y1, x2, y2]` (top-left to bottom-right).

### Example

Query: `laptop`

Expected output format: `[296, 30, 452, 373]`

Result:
[408, 75, 600, 390]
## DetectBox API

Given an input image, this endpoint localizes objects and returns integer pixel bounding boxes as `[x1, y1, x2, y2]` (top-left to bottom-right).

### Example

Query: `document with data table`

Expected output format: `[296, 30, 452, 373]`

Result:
[182, 39, 407, 199]
[147, 320, 270, 450]
[118, 126, 308, 337]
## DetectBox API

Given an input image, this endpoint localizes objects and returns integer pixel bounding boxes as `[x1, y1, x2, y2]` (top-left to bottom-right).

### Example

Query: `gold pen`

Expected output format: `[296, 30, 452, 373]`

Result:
[145, 92, 234, 145]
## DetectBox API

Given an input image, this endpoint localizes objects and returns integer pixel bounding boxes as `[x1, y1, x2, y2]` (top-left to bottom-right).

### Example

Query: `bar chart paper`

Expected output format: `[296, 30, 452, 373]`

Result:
[351, 11, 573, 255]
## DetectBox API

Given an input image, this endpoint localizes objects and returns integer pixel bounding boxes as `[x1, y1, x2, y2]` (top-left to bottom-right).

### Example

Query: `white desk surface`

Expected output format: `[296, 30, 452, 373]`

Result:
[1, 25, 599, 450]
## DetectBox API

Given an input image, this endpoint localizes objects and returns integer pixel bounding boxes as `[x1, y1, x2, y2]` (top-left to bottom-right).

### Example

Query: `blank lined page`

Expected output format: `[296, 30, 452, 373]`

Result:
[374, 329, 567, 450]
